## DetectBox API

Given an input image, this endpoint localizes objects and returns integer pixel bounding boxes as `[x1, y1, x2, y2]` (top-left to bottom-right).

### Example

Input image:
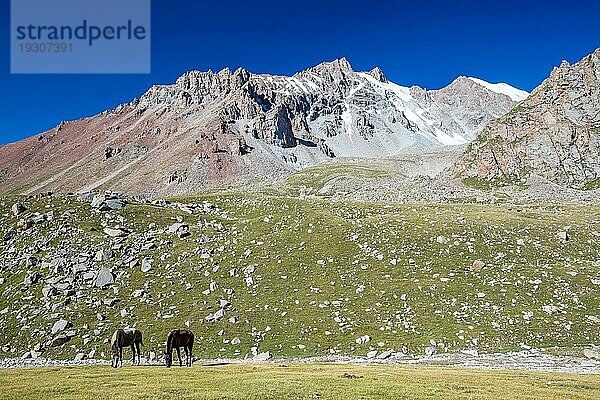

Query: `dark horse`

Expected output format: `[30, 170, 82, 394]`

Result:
[165, 329, 194, 367]
[111, 328, 143, 368]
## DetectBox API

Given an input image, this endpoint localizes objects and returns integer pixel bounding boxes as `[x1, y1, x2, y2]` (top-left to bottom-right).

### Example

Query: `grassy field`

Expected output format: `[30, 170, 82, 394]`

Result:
[0, 363, 598, 400]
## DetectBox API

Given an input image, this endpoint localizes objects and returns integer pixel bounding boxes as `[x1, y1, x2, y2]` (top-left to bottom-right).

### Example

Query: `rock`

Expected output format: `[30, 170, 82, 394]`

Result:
[557, 231, 570, 242]
[30, 350, 42, 359]
[425, 346, 436, 356]
[231, 337, 241, 345]
[167, 223, 190, 238]
[50, 334, 71, 347]
[219, 299, 231, 308]
[51, 319, 71, 334]
[88, 349, 96, 358]
[103, 298, 121, 307]
[94, 249, 113, 262]
[355, 335, 371, 345]
[454, 48, 600, 189]
[471, 260, 485, 271]
[436, 236, 447, 244]
[141, 258, 152, 273]
[11, 203, 26, 216]
[206, 308, 225, 322]
[103, 227, 128, 237]
[74, 353, 85, 361]
[376, 349, 394, 359]
[253, 351, 272, 361]
[104, 198, 125, 210]
[3, 229, 16, 241]
[366, 350, 378, 358]
[80, 192, 95, 203]
[91, 195, 106, 209]
[41, 286, 56, 298]
[24, 272, 40, 286]
[95, 268, 115, 288]
[583, 349, 600, 360]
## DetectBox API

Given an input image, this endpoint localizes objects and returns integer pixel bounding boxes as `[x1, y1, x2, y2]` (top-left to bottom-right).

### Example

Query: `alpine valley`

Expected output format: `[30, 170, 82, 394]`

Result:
[0, 49, 598, 370]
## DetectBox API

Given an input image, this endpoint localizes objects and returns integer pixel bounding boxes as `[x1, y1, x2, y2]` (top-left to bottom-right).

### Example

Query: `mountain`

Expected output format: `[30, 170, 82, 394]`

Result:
[0, 58, 525, 196]
[454, 49, 600, 189]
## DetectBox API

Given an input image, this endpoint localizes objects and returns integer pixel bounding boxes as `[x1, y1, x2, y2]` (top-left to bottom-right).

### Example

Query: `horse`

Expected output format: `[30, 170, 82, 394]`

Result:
[165, 329, 194, 367]
[111, 328, 143, 368]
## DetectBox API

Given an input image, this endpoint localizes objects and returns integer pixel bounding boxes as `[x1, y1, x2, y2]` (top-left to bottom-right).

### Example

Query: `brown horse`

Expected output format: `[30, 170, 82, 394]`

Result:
[111, 328, 143, 368]
[165, 329, 194, 367]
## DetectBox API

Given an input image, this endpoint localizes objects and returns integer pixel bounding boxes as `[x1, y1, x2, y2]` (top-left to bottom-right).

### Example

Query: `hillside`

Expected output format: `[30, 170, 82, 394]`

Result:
[1, 192, 598, 362]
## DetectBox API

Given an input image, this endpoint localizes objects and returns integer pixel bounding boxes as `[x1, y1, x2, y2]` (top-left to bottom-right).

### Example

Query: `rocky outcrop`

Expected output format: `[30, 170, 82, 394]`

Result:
[454, 48, 600, 189]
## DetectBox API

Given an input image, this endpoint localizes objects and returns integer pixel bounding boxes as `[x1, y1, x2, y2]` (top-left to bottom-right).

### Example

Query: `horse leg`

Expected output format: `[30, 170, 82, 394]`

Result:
[130, 345, 135, 365]
[183, 346, 189, 367]
[120, 347, 123, 367]
[136, 342, 141, 365]
[176, 347, 182, 367]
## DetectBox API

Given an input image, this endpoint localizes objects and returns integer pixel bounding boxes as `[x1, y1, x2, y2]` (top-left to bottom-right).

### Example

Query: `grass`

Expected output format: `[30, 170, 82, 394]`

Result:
[0, 193, 598, 361]
[272, 162, 391, 197]
[584, 178, 600, 191]
[0, 363, 598, 400]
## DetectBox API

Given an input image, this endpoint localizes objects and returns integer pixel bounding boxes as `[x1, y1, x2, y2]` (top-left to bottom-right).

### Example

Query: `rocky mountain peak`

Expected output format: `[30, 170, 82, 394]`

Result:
[0, 57, 528, 196]
[454, 47, 600, 189]
[367, 67, 387, 82]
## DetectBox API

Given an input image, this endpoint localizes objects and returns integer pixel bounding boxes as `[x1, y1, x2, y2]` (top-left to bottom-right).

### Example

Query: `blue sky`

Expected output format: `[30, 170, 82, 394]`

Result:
[1, 0, 599, 144]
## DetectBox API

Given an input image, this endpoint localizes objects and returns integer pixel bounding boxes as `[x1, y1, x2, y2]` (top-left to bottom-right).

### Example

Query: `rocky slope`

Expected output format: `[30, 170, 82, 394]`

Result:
[454, 48, 600, 189]
[0, 59, 524, 197]
[0, 192, 598, 362]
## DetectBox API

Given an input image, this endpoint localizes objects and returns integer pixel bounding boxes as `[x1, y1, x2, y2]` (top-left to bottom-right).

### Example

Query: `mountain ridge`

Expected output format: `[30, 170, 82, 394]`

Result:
[0, 58, 527, 196]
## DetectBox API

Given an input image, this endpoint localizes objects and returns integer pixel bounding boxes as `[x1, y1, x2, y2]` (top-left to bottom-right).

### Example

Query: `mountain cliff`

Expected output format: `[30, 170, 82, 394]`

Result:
[454, 48, 600, 189]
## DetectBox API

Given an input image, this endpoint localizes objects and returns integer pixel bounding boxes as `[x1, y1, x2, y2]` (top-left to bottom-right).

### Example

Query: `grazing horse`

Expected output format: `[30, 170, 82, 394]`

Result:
[111, 328, 143, 368]
[165, 329, 194, 367]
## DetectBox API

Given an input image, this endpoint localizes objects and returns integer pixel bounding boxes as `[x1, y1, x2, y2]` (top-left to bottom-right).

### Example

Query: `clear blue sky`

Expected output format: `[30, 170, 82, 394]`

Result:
[1, 0, 599, 144]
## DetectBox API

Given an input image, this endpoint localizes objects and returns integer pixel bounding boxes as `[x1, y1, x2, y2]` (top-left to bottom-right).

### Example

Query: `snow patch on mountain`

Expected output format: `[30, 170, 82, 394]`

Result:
[467, 77, 529, 102]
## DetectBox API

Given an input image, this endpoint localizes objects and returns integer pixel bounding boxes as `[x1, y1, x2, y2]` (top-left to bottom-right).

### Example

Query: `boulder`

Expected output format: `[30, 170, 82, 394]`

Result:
[51, 319, 71, 334]
[583, 349, 600, 360]
[94, 249, 113, 262]
[557, 231, 570, 242]
[103, 227, 128, 237]
[50, 334, 71, 347]
[24, 272, 40, 286]
[355, 335, 371, 345]
[253, 351, 272, 361]
[471, 260, 485, 271]
[95, 268, 115, 288]
[376, 349, 395, 359]
[141, 258, 152, 273]
[11, 203, 26, 216]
